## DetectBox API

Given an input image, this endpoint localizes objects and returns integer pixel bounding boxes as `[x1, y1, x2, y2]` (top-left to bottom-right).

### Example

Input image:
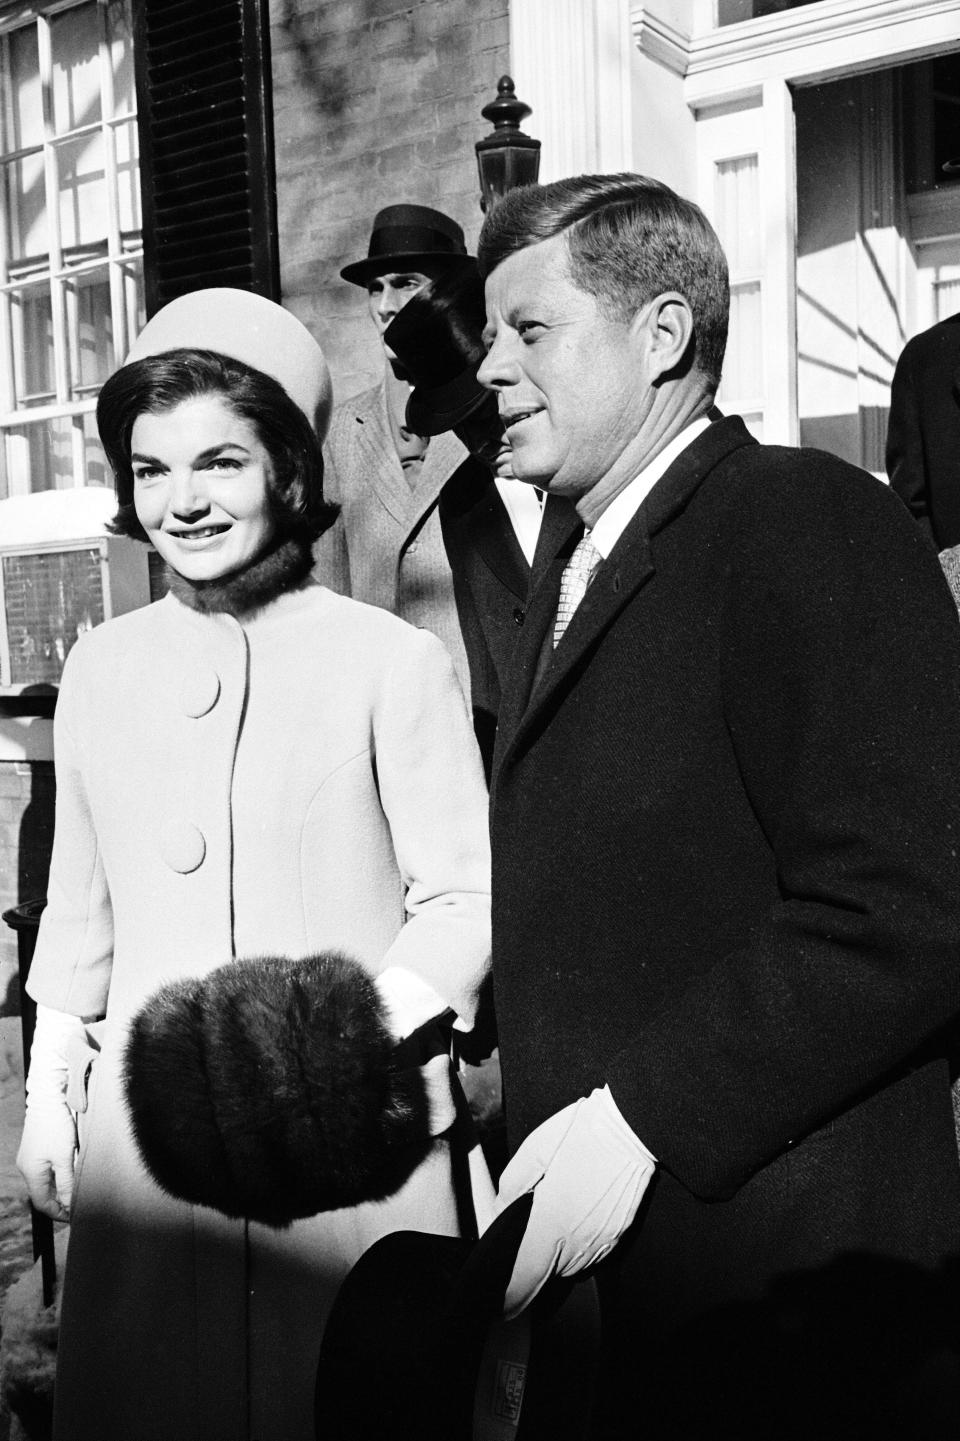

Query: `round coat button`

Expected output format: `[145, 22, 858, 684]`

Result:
[179, 668, 221, 718]
[158, 820, 206, 874]
[513, 607, 525, 627]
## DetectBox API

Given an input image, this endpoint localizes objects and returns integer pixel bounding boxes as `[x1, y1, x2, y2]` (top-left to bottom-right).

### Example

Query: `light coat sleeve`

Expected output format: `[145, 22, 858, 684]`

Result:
[313, 431, 352, 596]
[26, 640, 114, 1018]
[372, 628, 491, 1029]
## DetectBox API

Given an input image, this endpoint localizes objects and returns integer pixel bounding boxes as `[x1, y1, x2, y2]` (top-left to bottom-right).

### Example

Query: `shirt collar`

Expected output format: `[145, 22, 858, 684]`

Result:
[589, 416, 712, 560]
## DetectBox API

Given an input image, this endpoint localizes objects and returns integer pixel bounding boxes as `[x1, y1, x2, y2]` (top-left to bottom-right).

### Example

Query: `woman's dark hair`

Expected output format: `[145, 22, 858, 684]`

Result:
[98, 348, 338, 545]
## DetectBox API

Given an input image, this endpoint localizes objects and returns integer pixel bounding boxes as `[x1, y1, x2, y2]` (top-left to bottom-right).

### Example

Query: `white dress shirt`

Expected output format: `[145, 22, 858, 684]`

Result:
[589, 416, 712, 559]
[495, 477, 545, 566]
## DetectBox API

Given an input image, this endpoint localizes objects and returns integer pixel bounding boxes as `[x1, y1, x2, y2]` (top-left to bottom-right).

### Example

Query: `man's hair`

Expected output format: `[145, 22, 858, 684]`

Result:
[97, 348, 338, 545]
[477, 172, 729, 391]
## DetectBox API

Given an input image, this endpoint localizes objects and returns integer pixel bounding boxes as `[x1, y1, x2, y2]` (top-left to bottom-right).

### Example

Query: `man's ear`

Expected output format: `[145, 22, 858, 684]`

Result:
[631, 292, 695, 382]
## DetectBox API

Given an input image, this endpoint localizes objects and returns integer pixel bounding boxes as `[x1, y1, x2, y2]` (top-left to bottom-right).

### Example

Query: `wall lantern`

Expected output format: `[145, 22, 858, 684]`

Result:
[475, 75, 541, 212]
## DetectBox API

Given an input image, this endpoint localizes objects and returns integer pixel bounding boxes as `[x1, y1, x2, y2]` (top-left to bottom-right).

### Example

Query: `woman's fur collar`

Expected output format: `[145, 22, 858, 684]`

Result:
[165, 536, 313, 619]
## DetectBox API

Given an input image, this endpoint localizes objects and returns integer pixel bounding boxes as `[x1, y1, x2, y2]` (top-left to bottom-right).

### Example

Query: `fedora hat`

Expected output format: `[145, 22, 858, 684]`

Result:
[384, 264, 497, 437]
[125, 288, 334, 442]
[314, 1193, 601, 1440]
[340, 203, 473, 287]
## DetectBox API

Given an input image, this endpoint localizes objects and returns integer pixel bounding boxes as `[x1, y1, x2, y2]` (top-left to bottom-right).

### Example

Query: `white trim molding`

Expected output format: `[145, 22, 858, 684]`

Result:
[510, 0, 633, 179]
[632, 1, 960, 107]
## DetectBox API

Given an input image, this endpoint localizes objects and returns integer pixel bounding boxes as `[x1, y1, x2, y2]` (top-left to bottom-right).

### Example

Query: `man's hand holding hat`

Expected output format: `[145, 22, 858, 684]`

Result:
[495, 1085, 656, 1319]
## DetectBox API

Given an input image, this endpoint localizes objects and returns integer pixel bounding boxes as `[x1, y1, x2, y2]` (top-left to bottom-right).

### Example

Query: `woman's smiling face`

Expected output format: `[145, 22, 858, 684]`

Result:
[131, 393, 276, 583]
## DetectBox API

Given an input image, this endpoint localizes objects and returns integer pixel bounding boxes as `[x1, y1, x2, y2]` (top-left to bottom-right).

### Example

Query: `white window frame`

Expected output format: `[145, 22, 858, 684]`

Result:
[0, 0, 142, 498]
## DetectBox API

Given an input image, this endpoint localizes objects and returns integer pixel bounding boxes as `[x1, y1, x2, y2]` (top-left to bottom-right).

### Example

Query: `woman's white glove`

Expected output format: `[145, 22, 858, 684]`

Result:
[16, 1005, 98, 1221]
[375, 967, 458, 1137]
[495, 1085, 656, 1320]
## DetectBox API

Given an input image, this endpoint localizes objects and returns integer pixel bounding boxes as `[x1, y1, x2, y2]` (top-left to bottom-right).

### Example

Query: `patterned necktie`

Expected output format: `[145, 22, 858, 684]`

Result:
[553, 532, 602, 647]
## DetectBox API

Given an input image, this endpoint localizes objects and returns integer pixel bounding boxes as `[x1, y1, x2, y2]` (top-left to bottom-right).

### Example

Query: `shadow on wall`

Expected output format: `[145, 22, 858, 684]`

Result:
[799, 406, 890, 471]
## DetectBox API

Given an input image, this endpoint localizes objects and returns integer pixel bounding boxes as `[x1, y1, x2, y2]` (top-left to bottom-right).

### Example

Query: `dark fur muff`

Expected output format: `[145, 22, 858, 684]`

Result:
[123, 952, 431, 1227]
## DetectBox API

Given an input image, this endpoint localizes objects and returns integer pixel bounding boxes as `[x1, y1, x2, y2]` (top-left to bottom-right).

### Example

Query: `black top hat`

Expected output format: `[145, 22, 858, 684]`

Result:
[314, 1193, 600, 1440]
[340, 203, 473, 287]
[384, 263, 496, 436]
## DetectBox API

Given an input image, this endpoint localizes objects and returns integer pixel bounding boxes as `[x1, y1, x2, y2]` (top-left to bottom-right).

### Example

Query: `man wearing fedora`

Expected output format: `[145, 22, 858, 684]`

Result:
[476, 173, 960, 1438]
[384, 263, 576, 781]
[315, 203, 476, 700]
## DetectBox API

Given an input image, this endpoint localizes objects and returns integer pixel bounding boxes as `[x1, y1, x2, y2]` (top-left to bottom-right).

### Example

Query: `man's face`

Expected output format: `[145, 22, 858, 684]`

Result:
[366, 270, 433, 352]
[478, 234, 652, 502]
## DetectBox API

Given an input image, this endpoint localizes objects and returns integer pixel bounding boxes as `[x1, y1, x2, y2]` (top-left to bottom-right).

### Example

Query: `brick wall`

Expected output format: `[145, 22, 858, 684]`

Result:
[0, 761, 54, 1009]
[270, 0, 511, 402]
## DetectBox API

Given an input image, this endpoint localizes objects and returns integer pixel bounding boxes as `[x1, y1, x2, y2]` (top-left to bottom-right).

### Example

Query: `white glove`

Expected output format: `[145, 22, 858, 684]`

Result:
[16, 1005, 99, 1221]
[495, 1085, 656, 1320]
[375, 968, 458, 1137]
[374, 966, 451, 1040]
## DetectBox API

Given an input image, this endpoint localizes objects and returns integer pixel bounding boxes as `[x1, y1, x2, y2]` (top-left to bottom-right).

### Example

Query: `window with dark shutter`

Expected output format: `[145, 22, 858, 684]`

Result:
[133, 0, 279, 315]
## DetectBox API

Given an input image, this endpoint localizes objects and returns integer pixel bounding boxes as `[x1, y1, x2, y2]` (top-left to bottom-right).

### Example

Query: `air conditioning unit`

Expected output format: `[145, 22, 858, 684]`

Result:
[0, 488, 153, 692]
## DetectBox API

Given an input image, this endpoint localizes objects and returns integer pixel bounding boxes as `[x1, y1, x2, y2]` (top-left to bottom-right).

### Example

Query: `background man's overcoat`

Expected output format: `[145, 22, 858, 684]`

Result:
[27, 583, 491, 1441]
[886, 312, 960, 549]
[491, 417, 960, 1437]
[438, 463, 575, 777]
[316, 380, 472, 698]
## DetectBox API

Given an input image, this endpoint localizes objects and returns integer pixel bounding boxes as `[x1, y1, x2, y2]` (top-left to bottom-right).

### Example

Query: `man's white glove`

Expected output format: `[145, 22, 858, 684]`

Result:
[16, 1005, 99, 1222]
[495, 1085, 656, 1320]
[375, 967, 458, 1137]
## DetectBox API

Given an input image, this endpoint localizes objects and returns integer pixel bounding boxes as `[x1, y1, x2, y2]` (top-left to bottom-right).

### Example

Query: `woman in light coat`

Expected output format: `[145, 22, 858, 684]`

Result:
[15, 290, 492, 1441]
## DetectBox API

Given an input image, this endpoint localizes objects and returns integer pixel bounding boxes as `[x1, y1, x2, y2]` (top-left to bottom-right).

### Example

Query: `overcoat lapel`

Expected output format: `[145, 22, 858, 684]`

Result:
[351, 382, 465, 533]
[466, 485, 530, 601]
[442, 464, 531, 602]
[531, 493, 581, 587]
[351, 383, 410, 526]
[494, 418, 757, 778]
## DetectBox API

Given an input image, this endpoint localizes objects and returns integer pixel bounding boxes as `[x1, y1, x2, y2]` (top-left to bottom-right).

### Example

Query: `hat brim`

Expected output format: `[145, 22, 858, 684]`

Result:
[340, 252, 475, 287]
[406, 374, 490, 438]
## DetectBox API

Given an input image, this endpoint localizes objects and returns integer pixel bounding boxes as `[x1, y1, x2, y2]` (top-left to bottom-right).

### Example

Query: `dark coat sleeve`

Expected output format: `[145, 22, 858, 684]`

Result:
[608, 457, 960, 1198]
[886, 339, 935, 543]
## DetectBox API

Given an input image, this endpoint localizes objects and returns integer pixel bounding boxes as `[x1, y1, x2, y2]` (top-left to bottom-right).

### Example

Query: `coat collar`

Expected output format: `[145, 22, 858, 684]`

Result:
[440, 461, 531, 602]
[492, 416, 757, 782]
[350, 380, 466, 531]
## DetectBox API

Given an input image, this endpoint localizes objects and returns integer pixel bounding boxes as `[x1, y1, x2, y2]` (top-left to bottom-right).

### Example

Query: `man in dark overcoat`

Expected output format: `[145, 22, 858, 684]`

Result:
[476, 173, 960, 1439]
[886, 308, 960, 550]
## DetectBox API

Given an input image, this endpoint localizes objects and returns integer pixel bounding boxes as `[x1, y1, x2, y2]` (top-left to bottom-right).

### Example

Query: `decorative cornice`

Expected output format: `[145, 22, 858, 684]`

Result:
[631, 7, 689, 77]
[632, 0, 960, 91]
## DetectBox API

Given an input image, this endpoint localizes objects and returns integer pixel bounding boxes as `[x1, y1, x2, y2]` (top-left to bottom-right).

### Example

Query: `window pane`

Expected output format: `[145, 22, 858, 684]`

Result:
[2, 548, 104, 686]
[82, 409, 109, 488]
[110, 3, 136, 117]
[11, 286, 55, 407]
[6, 24, 42, 151]
[717, 0, 826, 24]
[115, 116, 141, 233]
[2, 416, 74, 493]
[1, 153, 46, 263]
[715, 155, 760, 276]
[51, 3, 101, 133]
[57, 130, 107, 250]
[68, 271, 115, 396]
